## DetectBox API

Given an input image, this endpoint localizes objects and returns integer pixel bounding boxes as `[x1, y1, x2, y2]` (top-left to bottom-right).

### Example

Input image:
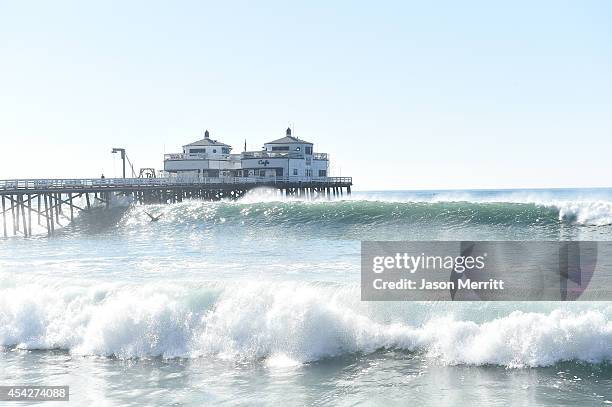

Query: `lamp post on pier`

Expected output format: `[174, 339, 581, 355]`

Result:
[111, 148, 126, 178]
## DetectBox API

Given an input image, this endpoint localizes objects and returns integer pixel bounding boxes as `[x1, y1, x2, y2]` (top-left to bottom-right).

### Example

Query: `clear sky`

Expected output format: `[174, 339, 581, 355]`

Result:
[1, 1, 610, 190]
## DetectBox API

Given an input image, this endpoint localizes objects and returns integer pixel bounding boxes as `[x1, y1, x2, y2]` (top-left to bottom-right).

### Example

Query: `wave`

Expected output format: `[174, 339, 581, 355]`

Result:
[350, 191, 612, 227]
[1, 280, 610, 368]
[112, 198, 612, 230]
[3, 191, 612, 239]
[554, 201, 612, 226]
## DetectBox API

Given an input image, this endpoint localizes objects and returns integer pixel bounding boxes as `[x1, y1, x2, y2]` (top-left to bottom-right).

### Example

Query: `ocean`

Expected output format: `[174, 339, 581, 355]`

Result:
[0, 188, 611, 406]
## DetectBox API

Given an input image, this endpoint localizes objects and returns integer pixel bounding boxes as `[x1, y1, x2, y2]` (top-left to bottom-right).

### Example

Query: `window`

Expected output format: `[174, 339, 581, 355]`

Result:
[295, 147, 301, 151]
[190, 148, 206, 153]
[222, 147, 230, 154]
[319, 170, 327, 177]
[213, 149, 217, 153]
[272, 146, 289, 151]
[305, 146, 312, 155]
[259, 170, 266, 177]
[293, 169, 298, 176]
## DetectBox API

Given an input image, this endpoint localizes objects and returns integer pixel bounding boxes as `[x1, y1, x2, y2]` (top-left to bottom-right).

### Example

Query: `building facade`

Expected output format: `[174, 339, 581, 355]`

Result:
[163, 130, 241, 177]
[238, 128, 328, 178]
[164, 127, 329, 179]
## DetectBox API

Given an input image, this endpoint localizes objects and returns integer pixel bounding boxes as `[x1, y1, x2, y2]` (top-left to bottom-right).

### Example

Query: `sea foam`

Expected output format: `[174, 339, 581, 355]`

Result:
[1, 281, 610, 368]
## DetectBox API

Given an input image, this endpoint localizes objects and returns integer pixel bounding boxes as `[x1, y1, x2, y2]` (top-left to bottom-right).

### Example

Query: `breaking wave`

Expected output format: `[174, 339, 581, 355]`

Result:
[554, 201, 612, 226]
[114, 197, 612, 229]
[3, 192, 612, 239]
[1, 280, 610, 368]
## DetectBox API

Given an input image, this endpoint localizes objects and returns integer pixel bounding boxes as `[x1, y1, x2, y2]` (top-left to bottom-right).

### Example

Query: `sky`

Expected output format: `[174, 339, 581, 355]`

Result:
[0, 0, 611, 190]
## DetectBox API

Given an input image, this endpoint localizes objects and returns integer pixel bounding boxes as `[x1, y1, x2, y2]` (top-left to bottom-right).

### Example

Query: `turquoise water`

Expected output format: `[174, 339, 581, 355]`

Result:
[1, 188, 611, 406]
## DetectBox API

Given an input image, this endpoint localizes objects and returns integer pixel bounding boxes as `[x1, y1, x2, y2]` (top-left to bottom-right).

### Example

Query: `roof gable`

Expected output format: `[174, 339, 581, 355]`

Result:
[265, 135, 312, 145]
[184, 138, 230, 147]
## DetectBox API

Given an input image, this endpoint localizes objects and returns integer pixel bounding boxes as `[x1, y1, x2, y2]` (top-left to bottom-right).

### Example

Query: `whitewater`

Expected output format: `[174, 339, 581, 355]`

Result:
[1, 188, 611, 406]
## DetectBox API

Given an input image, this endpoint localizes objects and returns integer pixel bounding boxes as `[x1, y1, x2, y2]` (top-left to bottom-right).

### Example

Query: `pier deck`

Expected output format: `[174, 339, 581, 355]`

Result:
[0, 176, 352, 237]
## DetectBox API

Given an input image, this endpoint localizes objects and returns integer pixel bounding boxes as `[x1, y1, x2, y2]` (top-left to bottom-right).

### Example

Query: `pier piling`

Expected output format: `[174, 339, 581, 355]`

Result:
[1, 196, 6, 238]
[37, 195, 41, 225]
[43, 194, 50, 237]
[27, 195, 32, 236]
[19, 195, 27, 237]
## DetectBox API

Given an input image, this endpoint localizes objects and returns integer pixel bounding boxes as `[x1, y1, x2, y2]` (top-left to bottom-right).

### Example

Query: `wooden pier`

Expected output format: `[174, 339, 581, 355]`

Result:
[0, 176, 352, 237]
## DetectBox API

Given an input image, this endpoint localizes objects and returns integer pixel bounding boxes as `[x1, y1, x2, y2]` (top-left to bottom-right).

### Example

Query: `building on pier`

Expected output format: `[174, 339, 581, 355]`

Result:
[163, 130, 241, 177]
[238, 127, 329, 178]
[163, 127, 329, 180]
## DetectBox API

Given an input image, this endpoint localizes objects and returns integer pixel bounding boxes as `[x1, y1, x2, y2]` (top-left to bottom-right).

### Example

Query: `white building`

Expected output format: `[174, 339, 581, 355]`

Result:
[163, 130, 241, 177]
[163, 127, 329, 180]
[239, 128, 329, 179]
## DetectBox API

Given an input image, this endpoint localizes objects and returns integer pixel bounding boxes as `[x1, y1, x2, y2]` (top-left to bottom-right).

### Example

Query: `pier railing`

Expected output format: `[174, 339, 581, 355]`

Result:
[165, 152, 329, 161]
[240, 151, 329, 160]
[0, 176, 352, 192]
[164, 153, 239, 161]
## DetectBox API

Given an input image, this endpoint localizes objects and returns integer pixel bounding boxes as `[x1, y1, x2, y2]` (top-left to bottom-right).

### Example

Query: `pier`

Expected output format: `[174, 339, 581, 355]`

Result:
[0, 176, 352, 237]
